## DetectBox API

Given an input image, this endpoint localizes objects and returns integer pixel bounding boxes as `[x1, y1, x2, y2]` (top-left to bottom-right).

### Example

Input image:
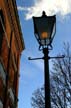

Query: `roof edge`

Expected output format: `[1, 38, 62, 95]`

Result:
[12, 0, 25, 50]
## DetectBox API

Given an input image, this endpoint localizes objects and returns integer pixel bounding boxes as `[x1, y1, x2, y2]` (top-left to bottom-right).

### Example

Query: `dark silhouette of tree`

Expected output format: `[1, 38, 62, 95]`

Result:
[31, 87, 45, 108]
[31, 43, 71, 108]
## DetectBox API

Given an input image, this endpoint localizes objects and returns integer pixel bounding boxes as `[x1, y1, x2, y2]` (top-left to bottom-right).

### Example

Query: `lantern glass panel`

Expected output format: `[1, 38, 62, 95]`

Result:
[33, 13, 56, 46]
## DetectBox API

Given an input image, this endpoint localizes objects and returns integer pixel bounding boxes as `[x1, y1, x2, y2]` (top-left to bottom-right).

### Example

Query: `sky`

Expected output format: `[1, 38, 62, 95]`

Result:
[16, 0, 71, 108]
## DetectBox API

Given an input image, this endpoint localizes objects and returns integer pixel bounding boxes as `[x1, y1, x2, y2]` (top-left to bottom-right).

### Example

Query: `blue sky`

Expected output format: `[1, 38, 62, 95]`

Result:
[16, 0, 71, 108]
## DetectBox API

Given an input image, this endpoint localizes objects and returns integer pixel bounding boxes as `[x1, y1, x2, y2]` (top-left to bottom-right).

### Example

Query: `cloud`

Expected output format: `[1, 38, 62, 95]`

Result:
[17, 6, 25, 11]
[18, 0, 71, 20]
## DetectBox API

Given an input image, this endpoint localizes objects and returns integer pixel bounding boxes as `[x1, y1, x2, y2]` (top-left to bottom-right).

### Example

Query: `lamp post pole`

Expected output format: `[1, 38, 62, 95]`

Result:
[29, 47, 51, 108]
[29, 48, 65, 108]
[43, 48, 51, 108]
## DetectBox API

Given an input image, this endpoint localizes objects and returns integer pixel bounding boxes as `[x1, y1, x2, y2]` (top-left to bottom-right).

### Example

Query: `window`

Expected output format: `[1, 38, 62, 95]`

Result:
[0, 9, 5, 51]
[0, 99, 3, 108]
[8, 88, 15, 103]
[0, 9, 5, 31]
[0, 62, 6, 85]
[0, 33, 3, 51]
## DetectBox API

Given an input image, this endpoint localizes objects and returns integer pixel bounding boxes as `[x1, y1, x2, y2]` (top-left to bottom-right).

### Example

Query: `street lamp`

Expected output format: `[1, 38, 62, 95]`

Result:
[33, 11, 56, 49]
[33, 11, 56, 108]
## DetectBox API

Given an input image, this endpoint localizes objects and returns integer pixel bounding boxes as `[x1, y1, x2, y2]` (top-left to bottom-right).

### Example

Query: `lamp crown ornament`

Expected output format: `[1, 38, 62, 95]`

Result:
[42, 11, 46, 16]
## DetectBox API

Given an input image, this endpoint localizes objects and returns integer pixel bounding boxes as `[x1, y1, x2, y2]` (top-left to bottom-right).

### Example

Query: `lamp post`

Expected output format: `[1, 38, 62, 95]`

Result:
[33, 11, 56, 108]
[29, 11, 65, 108]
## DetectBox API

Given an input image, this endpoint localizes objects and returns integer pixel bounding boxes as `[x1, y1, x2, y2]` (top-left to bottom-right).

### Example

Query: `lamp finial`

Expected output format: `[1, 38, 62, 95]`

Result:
[42, 11, 46, 16]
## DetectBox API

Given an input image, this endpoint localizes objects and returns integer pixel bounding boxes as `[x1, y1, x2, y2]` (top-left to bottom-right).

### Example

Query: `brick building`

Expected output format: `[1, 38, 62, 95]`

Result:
[0, 0, 24, 108]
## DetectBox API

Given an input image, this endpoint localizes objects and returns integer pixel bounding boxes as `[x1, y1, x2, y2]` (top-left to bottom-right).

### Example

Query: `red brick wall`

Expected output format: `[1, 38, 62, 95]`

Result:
[0, 79, 5, 102]
[0, 0, 24, 108]
[1, 35, 9, 70]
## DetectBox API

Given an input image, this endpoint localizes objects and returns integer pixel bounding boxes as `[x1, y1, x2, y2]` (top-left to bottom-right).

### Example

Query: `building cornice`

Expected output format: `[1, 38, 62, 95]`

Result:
[4, 0, 25, 51]
[12, 0, 25, 50]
